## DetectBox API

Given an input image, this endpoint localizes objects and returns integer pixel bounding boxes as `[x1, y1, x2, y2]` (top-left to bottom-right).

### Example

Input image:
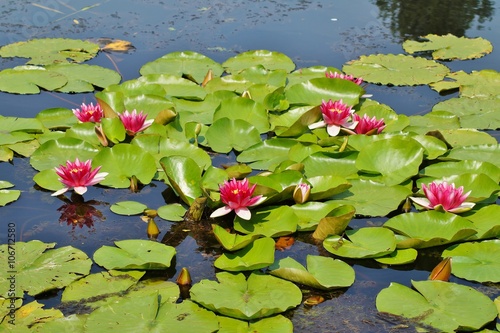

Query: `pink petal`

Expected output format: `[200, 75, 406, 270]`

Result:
[210, 205, 233, 218]
[234, 207, 252, 220]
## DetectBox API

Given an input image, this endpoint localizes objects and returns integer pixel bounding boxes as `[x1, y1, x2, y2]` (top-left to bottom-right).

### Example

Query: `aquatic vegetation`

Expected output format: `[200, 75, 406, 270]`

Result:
[117, 109, 154, 136]
[352, 113, 385, 135]
[308, 99, 357, 136]
[410, 181, 475, 213]
[52, 158, 108, 196]
[72, 102, 103, 123]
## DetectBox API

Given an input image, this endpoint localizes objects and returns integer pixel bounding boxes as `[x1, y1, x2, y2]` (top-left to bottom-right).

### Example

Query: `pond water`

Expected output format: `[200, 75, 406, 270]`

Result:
[1, 1, 500, 332]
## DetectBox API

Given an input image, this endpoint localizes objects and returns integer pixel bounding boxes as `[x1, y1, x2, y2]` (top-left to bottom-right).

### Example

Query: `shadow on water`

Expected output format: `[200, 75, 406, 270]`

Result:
[1, 1, 500, 332]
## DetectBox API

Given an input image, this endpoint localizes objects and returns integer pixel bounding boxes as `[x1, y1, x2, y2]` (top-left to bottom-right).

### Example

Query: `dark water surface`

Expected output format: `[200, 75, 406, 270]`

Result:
[1, 1, 500, 332]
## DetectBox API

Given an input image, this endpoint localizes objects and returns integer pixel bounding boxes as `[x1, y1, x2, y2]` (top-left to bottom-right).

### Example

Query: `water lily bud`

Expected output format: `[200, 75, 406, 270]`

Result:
[402, 197, 412, 213]
[429, 257, 452, 281]
[293, 183, 311, 204]
[94, 124, 109, 146]
[130, 175, 138, 192]
[144, 209, 158, 218]
[176, 267, 192, 286]
[146, 218, 160, 240]
[201, 69, 213, 87]
[241, 90, 252, 99]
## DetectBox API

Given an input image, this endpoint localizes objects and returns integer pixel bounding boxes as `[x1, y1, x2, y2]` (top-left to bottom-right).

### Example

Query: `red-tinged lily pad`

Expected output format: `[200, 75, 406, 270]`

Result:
[403, 34, 492, 60]
[343, 54, 449, 86]
[376, 280, 498, 332]
[323, 227, 397, 259]
[234, 205, 298, 238]
[218, 315, 293, 333]
[0, 66, 68, 94]
[442, 240, 500, 283]
[214, 237, 275, 271]
[190, 271, 302, 320]
[0, 241, 92, 297]
[222, 50, 295, 73]
[269, 255, 355, 290]
[383, 210, 477, 249]
[140, 51, 224, 83]
[93, 239, 176, 270]
[92, 143, 156, 189]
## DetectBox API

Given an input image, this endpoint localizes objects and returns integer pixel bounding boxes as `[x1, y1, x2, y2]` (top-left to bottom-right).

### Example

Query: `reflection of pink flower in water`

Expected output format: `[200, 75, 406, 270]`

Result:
[72, 102, 103, 123]
[52, 158, 108, 196]
[352, 113, 385, 135]
[118, 110, 154, 135]
[210, 178, 266, 220]
[410, 181, 475, 213]
[325, 71, 363, 85]
[308, 99, 357, 136]
[58, 200, 104, 229]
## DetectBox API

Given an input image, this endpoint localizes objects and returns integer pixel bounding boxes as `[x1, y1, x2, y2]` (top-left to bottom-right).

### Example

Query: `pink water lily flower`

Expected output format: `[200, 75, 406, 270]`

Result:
[308, 99, 358, 136]
[293, 182, 311, 204]
[72, 102, 103, 123]
[325, 71, 363, 85]
[352, 113, 385, 135]
[210, 178, 266, 220]
[118, 110, 154, 135]
[52, 158, 108, 196]
[410, 181, 475, 213]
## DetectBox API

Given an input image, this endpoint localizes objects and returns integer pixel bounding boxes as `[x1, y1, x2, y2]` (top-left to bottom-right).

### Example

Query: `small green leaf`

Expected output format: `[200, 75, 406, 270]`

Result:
[214, 237, 275, 271]
[110, 201, 148, 215]
[157, 203, 187, 221]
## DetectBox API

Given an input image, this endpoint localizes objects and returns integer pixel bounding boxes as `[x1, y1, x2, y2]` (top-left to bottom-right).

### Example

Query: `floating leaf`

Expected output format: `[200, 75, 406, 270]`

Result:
[0, 188, 21, 206]
[206, 118, 262, 153]
[323, 227, 396, 259]
[463, 205, 500, 239]
[403, 34, 492, 60]
[237, 138, 299, 170]
[214, 237, 275, 271]
[212, 224, 261, 251]
[157, 203, 187, 221]
[442, 240, 500, 283]
[234, 205, 298, 238]
[312, 204, 355, 241]
[0, 301, 63, 332]
[218, 315, 293, 333]
[160, 155, 203, 205]
[383, 210, 477, 249]
[223, 50, 295, 73]
[431, 69, 500, 99]
[0, 66, 67, 94]
[110, 201, 148, 215]
[374, 248, 418, 265]
[446, 144, 500, 167]
[213, 96, 269, 133]
[93, 239, 176, 270]
[0, 38, 99, 65]
[190, 272, 302, 320]
[432, 97, 500, 130]
[0, 241, 91, 297]
[46, 63, 121, 92]
[343, 54, 449, 86]
[269, 255, 355, 290]
[376, 280, 498, 332]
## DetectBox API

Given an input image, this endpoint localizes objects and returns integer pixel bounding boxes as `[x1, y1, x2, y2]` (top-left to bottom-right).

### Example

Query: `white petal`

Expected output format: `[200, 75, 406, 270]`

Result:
[51, 187, 68, 196]
[448, 202, 476, 214]
[409, 197, 432, 209]
[210, 206, 232, 218]
[249, 196, 267, 207]
[308, 120, 326, 130]
[326, 124, 341, 136]
[74, 186, 88, 195]
[235, 207, 251, 220]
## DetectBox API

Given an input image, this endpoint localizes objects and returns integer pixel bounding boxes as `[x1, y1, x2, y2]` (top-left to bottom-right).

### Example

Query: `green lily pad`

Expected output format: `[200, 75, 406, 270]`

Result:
[403, 34, 492, 60]
[421, 160, 500, 183]
[376, 280, 498, 332]
[343, 54, 449, 86]
[190, 271, 302, 320]
[28, 314, 86, 333]
[0, 66, 68, 94]
[432, 97, 500, 130]
[218, 315, 293, 333]
[446, 144, 500, 167]
[330, 179, 412, 217]
[93, 239, 176, 270]
[214, 237, 275, 271]
[223, 50, 295, 73]
[290, 201, 345, 231]
[160, 155, 203, 205]
[463, 205, 500, 239]
[0, 241, 91, 297]
[0, 180, 20, 206]
[440, 128, 498, 146]
[234, 205, 298, 237]
[405, 111, 461, 134]
[286, 66, 342, 86]
[46, 63, 121, 93]
[84, 293, 218, 333]
[355, 137, 424, 186]
[0, 301, 64, 332]
[237, 138, 299, 170]
[0, 38, 99, 65]
[212, 224, 262, 251]
[137, 74, 207, 100]
[140, 51, 224, 83]
[285, 77, 364, 107]
[29, 137, 100, 171]
[442, 240, 500, 282]
[374, 248, 418, 265]
[312, 204, 356, 241]
[269, 255, 355, 290]
[383, 211, 478, 249]
[214, 96, 269, 133]
[110, 201, 148, 215]
[302, 151, 359, 178]
[35, 107, 78, 129]
[431, 69, 500, 99]
[206, 118, 262, 153]
[157, 203, 187, 221]
[308, 175, 352, 201]
[323, 227, 396, 259]
[93, 143, 157, 188]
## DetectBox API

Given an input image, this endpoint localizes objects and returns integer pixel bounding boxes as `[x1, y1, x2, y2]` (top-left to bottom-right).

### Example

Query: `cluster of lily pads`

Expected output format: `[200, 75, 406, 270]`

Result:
[1, 34, 500, 332]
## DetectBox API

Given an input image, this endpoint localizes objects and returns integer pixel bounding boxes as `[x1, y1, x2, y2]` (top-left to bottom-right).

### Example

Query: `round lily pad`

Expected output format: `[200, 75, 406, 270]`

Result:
[110, 201, 148, 215]
[190, 272, 302, 320]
